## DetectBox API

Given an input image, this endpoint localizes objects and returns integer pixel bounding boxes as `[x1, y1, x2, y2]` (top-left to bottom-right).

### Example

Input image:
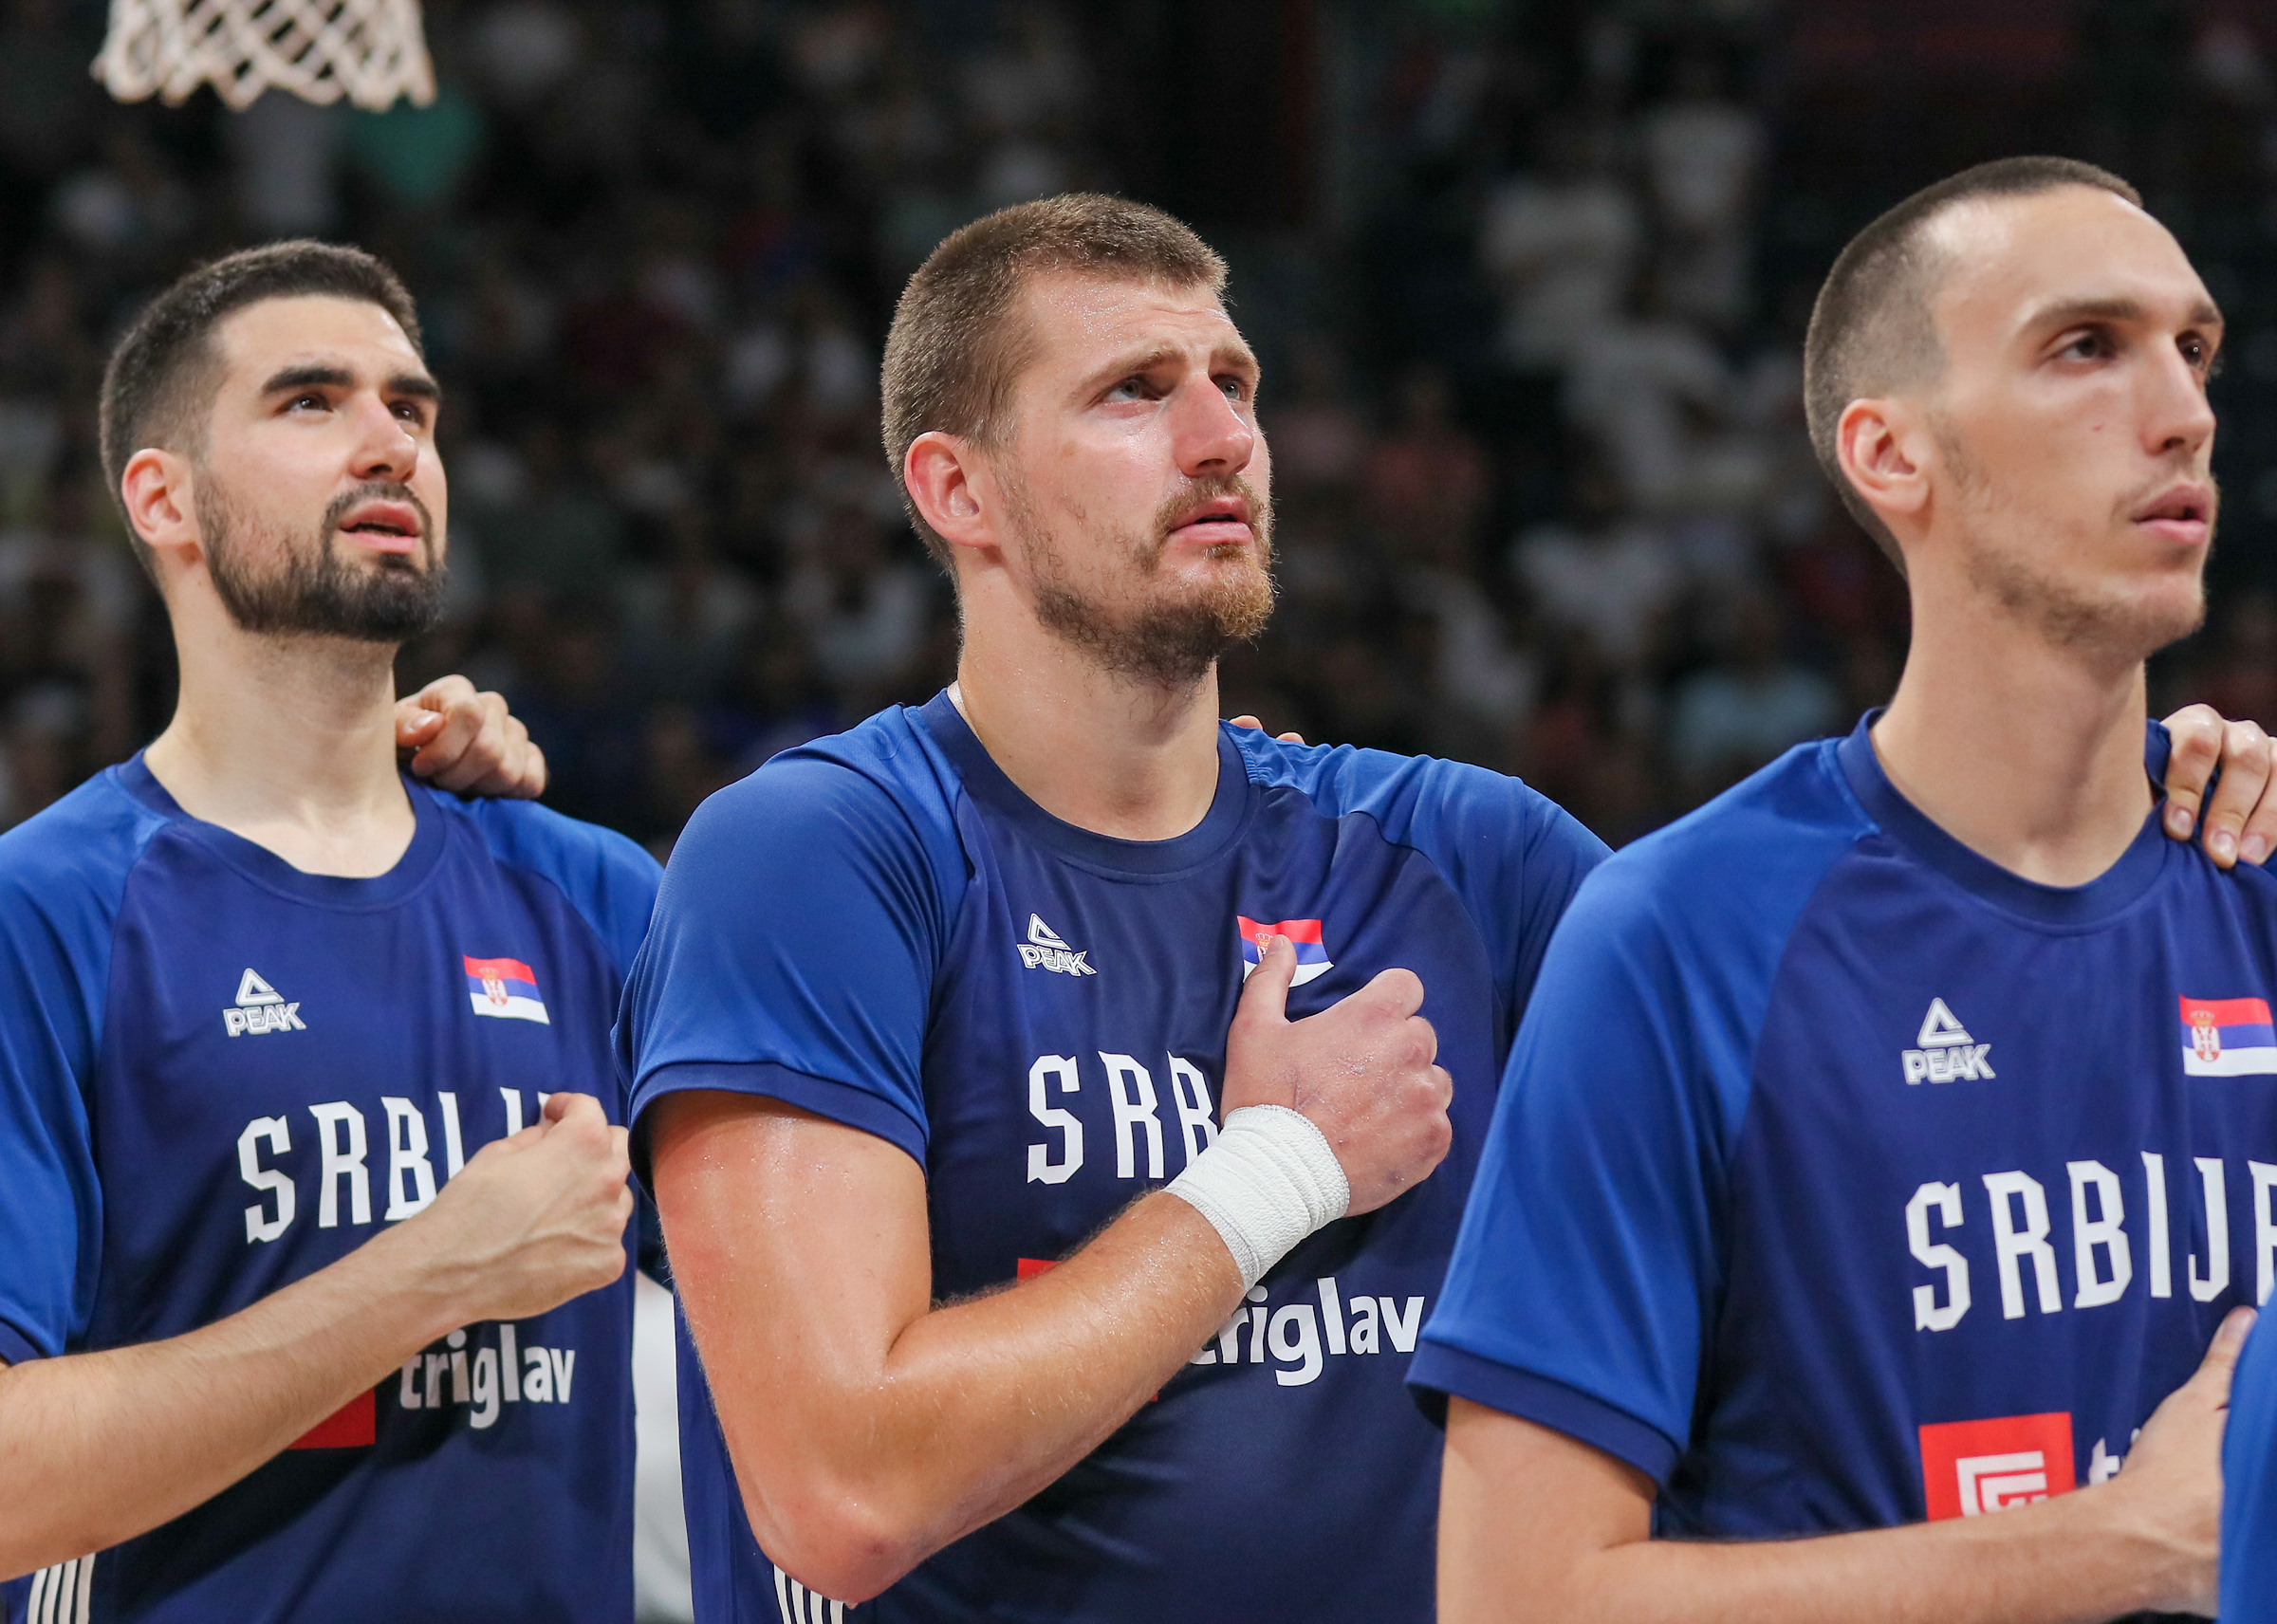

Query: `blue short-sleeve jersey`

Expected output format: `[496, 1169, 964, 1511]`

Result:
[1413, 714, 2277, 1539]
[0, 756, 658, 1624]
[2224, 1312, 2277, 1618]
[621, 692, 1606, 1624]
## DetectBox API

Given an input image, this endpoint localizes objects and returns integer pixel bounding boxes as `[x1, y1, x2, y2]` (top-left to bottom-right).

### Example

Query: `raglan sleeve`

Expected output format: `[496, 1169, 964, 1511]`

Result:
[1406, 857, 1733, 1486]
[620, 755, 952, 1171]
[0, 853, 112, 1366]
[1426, 763, 1610, 1022]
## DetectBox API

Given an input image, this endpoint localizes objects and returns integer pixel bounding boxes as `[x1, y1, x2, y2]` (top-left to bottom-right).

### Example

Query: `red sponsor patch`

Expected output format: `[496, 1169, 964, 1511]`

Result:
[288, 1388, 377, 1449]
[1017, 1257, 1059, 1282]
[1919, 1412, 2073, 1520]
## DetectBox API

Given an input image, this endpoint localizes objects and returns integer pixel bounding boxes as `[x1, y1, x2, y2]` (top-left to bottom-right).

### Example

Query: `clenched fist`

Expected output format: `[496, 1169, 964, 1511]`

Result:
[405, 1090, 633, 1324]
[1221, 934, 1453, 1213]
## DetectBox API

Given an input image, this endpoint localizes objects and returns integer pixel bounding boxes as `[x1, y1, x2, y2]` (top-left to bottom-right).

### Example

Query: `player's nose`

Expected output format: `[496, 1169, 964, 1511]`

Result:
[2142, 339, 2216, 459]
[1170, 375, 1255, 481]
[346, 393, 420, 483]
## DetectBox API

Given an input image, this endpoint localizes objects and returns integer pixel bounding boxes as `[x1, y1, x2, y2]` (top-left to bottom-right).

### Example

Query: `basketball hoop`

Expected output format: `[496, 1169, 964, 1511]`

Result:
[92, 0, 435, 113]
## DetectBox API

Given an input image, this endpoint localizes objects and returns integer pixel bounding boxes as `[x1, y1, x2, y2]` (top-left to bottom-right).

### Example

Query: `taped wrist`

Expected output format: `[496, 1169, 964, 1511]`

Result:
[1165, 1105, 1351, 1291]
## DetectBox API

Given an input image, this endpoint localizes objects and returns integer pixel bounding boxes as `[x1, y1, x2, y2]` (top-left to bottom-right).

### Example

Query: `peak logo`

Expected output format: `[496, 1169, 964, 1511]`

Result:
[1920, 1412, 2074, 1520]
[223, 968, 305, 1037]
[1018, 914, 1096, 977]
[1903, 998, 1993, 1084]
[1237, 917, 1333, 987]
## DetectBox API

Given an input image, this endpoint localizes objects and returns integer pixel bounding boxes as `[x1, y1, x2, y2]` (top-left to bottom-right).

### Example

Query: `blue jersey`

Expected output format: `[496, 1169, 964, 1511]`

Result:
[620, 692, 1605, 1624]
[1413, 715, 2277, 1541]
[2224, 1310, 2277, 1616]
[0, 756, 658, 1624]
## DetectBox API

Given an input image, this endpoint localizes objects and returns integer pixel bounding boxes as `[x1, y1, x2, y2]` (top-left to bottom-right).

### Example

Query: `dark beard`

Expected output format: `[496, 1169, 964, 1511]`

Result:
[197, 476, 447, 643]
[1016, 474, 1277, 688]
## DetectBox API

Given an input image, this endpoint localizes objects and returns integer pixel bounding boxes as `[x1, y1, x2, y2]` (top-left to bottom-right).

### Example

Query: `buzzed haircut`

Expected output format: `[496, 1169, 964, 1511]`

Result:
[99, 240, 423, 570]
[1803, 156, 2141, 567]
[881, 194, 1228, 569]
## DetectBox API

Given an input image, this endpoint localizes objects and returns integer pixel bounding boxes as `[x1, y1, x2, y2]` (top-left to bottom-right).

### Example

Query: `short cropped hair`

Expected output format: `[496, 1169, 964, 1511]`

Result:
[99, 240, 423, 566]
[1802, 156, 2141, 567]
[880, 194, 1228, 568]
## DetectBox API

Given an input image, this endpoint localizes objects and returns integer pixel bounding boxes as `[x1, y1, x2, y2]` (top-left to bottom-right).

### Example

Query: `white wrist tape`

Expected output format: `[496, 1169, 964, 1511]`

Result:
[1166, 1105, 1351, 1291]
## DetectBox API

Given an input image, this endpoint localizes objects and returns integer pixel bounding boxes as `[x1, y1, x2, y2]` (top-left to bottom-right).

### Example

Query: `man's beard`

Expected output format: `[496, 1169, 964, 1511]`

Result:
[196, 474, 447, 644]
[1009, 472, 1277, 688]
[1940, 424, 2210, 663]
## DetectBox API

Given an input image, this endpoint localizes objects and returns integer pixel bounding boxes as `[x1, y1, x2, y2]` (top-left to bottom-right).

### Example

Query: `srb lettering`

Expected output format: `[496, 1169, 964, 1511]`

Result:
[1904, 1152, 2277, 1331]
[239, 1091, 530, 1243]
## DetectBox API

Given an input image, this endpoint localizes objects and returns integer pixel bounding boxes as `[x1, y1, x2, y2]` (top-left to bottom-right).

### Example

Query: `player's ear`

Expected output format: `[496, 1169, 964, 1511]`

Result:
[120, 447, 201, 563]
[1837, 397, 1930, 535]
[904, 431, 999, 561]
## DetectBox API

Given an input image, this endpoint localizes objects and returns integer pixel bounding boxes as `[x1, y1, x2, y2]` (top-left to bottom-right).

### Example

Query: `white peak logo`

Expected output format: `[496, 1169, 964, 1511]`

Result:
[1018, 914, 1096, 977]
[224, 968, 305, 1037]
[1903, 997, 1992, 1084]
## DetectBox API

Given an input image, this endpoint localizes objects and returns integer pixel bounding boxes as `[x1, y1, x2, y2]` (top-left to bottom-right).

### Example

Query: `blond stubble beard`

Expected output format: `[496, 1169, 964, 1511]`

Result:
[1003, 470, 1277, 688]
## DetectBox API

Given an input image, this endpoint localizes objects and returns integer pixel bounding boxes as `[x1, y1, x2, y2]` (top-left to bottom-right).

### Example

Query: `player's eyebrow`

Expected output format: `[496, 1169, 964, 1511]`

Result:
[2025, 294, 2224, 335]
[1083, 338, 1260, 396]
[260, 362, 442, 401]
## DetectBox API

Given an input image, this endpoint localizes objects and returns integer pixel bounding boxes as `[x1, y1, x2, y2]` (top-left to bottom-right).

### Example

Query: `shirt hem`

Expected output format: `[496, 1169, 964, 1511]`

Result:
[1406, 1340, 1679, 1485]
[630, 1060, 927, 1176]
[0, 1316, 46, 1364]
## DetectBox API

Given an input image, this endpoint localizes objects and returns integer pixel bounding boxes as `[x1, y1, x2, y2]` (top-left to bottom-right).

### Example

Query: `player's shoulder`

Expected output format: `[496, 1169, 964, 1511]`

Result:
[0, 765, 171, 917]
[1574, 735, 1872, 939]
[439, 789, 662, 969]
[682, 701, 965, 871]
[1230, 725, 1593, 844]
[447, 787, 659, 889]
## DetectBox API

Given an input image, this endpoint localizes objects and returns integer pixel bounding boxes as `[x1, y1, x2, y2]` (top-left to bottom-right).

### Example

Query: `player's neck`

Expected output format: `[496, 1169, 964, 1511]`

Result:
[951, 615, 1224, 843]
[1873, 579, 2154, 890]
[142, 603, 416, 878]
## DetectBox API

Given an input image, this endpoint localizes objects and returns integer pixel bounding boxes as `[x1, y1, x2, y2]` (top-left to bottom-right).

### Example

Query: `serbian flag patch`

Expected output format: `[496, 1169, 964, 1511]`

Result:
[465, 955, 549, 1024]
[2179, 995, 2277, 1076]
[1237, 917, 1333, 987]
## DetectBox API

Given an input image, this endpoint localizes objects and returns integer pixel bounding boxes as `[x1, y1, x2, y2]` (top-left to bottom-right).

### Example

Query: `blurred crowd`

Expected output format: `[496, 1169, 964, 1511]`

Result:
[2, 0, 2276, 852]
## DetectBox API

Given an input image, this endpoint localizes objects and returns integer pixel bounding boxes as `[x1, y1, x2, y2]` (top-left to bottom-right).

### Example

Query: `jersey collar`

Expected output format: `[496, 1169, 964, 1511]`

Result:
[1834, 710, 2175, 929]
[916, 690, 1254, 877]
[115, 751, 449, 910]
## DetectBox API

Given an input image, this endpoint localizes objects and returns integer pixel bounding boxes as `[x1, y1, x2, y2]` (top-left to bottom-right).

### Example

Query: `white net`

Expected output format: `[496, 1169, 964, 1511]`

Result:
[92, 0, 435, 113]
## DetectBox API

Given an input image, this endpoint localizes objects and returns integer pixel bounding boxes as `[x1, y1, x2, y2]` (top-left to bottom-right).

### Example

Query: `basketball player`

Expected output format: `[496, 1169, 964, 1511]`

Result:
[1423, 157, 2268, 1623]
[0, 241, 656, 1622]
[620, 193, 2277, 1624]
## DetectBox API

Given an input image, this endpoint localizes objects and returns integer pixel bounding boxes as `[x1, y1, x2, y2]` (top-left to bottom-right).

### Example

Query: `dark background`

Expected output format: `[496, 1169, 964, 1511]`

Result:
[3, 0, 2273, 854]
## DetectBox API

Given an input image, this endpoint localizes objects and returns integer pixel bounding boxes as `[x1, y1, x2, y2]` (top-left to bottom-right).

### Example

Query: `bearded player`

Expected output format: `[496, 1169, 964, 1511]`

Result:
[621, 193, 2277, 1624]
[0, 241, 656, 1622]
[1424, 157, 2275, 1623]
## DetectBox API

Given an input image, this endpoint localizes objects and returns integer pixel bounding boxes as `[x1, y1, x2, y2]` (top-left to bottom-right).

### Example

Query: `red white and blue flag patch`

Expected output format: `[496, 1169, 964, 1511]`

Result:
[2179, 994, 2277, 1075]
[466, 955, 549, 1024]
[1237, 916, 1333, 987]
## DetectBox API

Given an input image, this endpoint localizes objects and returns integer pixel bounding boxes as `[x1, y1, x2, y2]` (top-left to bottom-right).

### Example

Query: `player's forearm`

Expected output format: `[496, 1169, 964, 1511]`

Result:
[716, 1191, 1243, 1601]
[1449, 1490, 2178, 1624]
[0, 1221, 470, 1579]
